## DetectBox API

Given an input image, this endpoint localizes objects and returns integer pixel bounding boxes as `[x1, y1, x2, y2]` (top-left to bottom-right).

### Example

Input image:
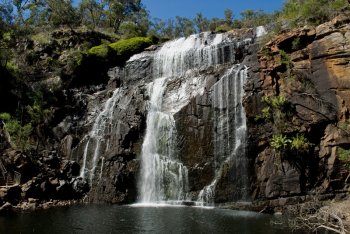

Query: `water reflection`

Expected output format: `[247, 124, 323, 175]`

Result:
[0, 205, 298, 234]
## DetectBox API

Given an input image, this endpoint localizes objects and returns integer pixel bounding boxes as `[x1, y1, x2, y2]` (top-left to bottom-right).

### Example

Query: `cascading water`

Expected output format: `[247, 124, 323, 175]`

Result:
[139, 77, 189, 203]
[197, 65, 248, 205]
[80, 88, 121, 185]
[138, 32, 241, 204]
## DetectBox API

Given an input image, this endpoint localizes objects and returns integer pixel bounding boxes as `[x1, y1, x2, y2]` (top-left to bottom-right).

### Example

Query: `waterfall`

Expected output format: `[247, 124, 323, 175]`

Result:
[138, 32, 239, 204]
[139, 77, 189, 203]
[79, 88, 121, 185]
[197, 65, 248, 205]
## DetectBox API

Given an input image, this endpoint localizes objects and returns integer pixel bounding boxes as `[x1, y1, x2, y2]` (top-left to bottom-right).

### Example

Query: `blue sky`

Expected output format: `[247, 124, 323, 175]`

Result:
[142, 0, 285, 20]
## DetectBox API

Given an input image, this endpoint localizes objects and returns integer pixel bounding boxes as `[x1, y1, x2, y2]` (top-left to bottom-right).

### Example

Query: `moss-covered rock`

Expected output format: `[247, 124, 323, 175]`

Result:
[88, 44, 110, 58]
[109, 37, 152, 59]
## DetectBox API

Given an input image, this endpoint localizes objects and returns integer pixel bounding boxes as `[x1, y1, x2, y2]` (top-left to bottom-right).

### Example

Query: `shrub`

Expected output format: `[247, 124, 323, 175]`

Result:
[280, 50, 292, 68]
[262, 95, 288, 108]
[0, 112, 33, 151]
[255, 107, 271, 121]
[31, 32, 51, 45]
[291, 38, 301, 50]
[271, 134, 291, 150]
[109, 37, 152, 58]
[0, 112, 11, 122]
[280, 0, 348, 27]
[338, 147, 350, 170]
[271, 96, 288, 108]
[214, 25, 231, 33]
[290, 134, 311, 151]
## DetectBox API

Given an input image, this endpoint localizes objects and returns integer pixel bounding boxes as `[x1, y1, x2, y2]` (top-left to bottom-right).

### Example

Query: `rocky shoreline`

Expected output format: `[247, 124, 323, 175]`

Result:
[0, 197, 84, 213]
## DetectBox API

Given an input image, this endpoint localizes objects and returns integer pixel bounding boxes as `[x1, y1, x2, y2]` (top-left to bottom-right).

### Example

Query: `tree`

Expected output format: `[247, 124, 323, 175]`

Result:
[0, 1, 13, 26]
[174, 16, 195, 37]
[194, 12, 209, 33]
[119, 8, 149, 38]
[104, 0, 143, 33]
[79, 0, 105, 29]
[224, 8, 233, 27]
[46, 0, 80, 28]
[208, 17, 222, 32]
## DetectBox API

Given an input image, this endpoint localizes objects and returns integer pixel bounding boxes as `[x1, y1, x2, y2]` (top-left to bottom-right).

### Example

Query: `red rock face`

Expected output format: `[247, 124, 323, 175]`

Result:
[245, 14, 350, 202]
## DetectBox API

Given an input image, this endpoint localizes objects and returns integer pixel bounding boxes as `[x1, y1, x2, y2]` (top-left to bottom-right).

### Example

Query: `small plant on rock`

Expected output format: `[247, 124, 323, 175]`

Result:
[291, 37, 301, 50]
[255, 107, 271, 121]
[280, 50, 293, 71]
[338, 147, 350, 170]
[271, 134, 291, 151]
[290, 134, 311, 152]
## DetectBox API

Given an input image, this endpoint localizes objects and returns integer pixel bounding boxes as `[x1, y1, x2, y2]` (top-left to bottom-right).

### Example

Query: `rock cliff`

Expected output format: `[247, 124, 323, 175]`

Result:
[1, 15, 350, 210]
[245, 14, 350, 206]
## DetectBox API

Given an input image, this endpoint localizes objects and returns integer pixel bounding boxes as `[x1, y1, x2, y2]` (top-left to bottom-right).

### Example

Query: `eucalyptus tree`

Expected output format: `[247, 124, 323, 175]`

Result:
[194, 13, 209, 33]
[79, 0, 105, 29]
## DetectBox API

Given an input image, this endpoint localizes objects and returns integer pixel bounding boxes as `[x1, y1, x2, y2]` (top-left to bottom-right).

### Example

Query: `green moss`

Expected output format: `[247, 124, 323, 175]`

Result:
[338, 147, 350, 170]
[109, 37, 152, 58]
[88, 44, 110, 58]
[214, 25, 231, 33]
[31, 32, 51, 45]
[5, 61, 18, 74]
[0, 113, 11, 122]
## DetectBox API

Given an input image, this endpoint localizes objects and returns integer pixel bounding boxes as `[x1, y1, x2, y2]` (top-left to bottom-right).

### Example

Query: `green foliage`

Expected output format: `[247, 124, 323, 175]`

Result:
[271, 134, 291, 150]
[240, 10, 279, 28]
[5, 61, 18, 73]
[262, 95, 288, 108]
[214, 25, 231, 33]
[291, 38, 301, 50]
[255, 107, 271, 121]
[26, 103, 51, 126]
[88, 44, 110, 58]
[280, 50, 292, 69]
[0, 112, 33, 151]
[330, 0, 348, 10]
[271, 134, 311, 152]
[109, 36, 152, 58]
[338, 147, 350, 170]
[271, 96, 288, 108]
[290, 134, 311, 151]
[0, 112, 11, 122]
[261, 47, 274, 59]
[31, 32, 51, 45]
[119, 21, 144, 38]
[280, 0, 348, 27]
[46, 0, 80, 28]
[194, 13, 210, 33]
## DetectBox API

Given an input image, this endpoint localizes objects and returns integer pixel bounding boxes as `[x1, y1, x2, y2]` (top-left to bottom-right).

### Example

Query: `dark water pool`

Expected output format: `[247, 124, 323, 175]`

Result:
[0, 204, 301, 234]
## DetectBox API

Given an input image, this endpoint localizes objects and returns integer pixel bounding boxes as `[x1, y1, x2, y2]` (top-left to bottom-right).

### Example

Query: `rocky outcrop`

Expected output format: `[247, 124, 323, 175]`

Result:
[244, 14, 350, 202]
[0, 149, 88, 208]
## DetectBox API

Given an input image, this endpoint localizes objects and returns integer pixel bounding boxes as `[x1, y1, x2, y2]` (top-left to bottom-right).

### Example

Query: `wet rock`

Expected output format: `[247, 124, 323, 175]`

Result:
[61, 160, 80, 178]
[60, 135, 74, 159]
[0, 202, 13, 213]
[0, 185, 22, 205]
[21, 179, 42, 199]
[56, 180, 73, 200]
[72, 177, 89, 197]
